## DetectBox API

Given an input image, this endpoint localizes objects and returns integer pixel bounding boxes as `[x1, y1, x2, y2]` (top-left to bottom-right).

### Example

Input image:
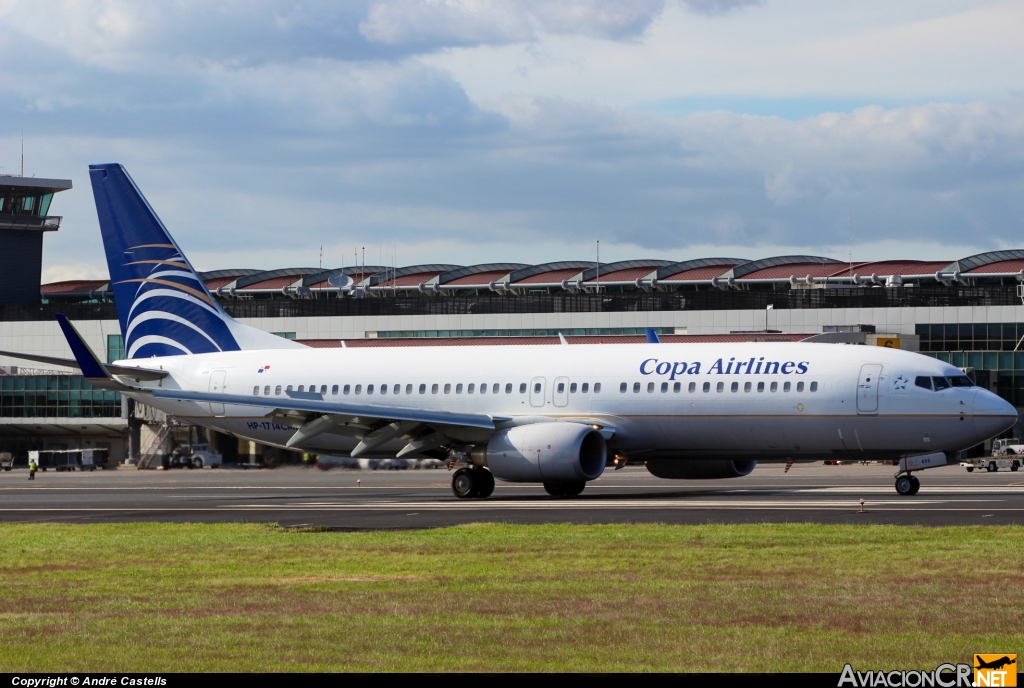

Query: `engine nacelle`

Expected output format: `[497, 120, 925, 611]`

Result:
[645, 459, 757, 480]
[474, 423, 607, 482]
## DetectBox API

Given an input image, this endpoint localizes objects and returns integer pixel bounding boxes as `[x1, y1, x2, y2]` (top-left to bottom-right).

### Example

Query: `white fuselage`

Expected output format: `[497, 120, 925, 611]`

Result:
[123, 342, 1016, 461]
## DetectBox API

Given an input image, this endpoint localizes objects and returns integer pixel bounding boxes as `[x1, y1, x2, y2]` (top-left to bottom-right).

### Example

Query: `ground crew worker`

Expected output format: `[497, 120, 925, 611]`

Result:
[28, 458, 37, 480]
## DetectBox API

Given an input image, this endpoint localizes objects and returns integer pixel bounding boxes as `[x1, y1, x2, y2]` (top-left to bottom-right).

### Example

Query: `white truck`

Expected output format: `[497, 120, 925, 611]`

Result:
[0, 452, 12, 471]
[960, 438, 1022, 472]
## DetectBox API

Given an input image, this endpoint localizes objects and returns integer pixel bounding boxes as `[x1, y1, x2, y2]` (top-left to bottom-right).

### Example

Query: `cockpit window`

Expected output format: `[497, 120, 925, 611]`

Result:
[948, 375, 974, 387]
[932, 376, 951, 391]
[915, 376, 932, 390]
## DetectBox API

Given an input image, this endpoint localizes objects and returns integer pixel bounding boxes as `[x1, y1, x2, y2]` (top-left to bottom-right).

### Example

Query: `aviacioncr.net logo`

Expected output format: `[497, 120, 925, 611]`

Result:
[838, 664, 973, 687]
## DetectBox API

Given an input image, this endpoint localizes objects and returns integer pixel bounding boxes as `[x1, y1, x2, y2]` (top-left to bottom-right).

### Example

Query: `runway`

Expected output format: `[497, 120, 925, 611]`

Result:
[3, 463, 1024, 527]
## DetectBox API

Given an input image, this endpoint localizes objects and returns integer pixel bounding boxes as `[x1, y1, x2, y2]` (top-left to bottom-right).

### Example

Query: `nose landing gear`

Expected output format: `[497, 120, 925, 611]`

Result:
[894, 473, 921, 496]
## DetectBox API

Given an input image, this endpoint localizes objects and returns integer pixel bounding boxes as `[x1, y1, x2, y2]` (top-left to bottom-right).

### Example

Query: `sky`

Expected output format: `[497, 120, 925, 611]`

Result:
[1, 0, 1023, 281]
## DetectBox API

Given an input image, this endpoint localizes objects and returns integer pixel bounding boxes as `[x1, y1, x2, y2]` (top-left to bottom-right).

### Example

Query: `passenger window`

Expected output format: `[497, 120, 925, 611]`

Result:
[468, 384, 475, 394]
[343, 384, 351, 395]
[444, 384, 451, 394]
[594, 383, 601, 393]
[320, 385, 327, 394]
[286, 385, 293, 392]
[660, 382, 668, 393]
[744, 382, 751, 392]
[419, 384, 426, 394]
[253, 386, 259, 395]
[810, 381, 818, 392]
[648, 382, 655, 393]
[796, 382, 804, 392]
[770, 382, 777, 392]
[689, 382, 696, 393]
[368, 384, 374, 394]
[331, 385, 338, 395]
[505, 383, 512, 394]
[264, 386, 271, 396]
[519, 383, 527, 393]
[534, 382, 541, 393]
[432, 384, 439, 394]
[932, 376, 950, 391]
[703, 382, 710, 392]
[716, 382, 724, 392]
[620, 382, 627, 393]
[784, 382, 791, 392]
[581, 383, 589, 393]
[406, 384, 412, 394]
[479, 383, 486, 394]
[493, 383, 499, 393]
[380, 384, 386, 395]
[456, 384, 464, 394]
[570, 382, 577, 393]
[757, 381, 764, 392]
[633, 382, 641, 393]
[731, 382, 738, 392]
[674, 382, 681, 392]
[355, 384, 362, 395]
[556, 382, 564, 393]
[275, 385, 282, 395]
[297, 385, 304, 392]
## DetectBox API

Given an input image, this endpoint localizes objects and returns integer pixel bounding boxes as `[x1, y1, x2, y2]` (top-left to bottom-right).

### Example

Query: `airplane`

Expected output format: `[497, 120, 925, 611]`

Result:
[975, 656, 1016, 671]
[2, 163, 1018, 499]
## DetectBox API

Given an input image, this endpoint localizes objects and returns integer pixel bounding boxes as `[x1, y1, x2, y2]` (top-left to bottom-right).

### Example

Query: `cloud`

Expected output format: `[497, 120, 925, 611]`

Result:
[682, 0, 763, 15]
[360, 0, 666, 48]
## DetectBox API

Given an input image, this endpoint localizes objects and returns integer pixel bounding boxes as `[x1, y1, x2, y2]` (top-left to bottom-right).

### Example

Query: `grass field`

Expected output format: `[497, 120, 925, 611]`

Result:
[0, 522, 1021, 672]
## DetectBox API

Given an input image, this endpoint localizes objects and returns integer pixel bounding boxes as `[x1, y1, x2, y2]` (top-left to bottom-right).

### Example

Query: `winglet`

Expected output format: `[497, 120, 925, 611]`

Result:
[645, 328, 661, 343]
[54, 314, 111, 381]
[558, 333, 569, 346]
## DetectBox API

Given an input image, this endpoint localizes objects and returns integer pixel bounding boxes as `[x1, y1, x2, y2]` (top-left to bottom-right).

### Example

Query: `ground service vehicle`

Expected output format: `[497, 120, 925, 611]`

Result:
[3, 164, 1018, 498]
[0, 453, 11, 471]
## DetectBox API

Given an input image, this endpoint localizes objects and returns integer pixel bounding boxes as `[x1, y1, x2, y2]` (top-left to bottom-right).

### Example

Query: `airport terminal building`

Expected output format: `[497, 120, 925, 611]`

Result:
[3, 173, 1024, 463]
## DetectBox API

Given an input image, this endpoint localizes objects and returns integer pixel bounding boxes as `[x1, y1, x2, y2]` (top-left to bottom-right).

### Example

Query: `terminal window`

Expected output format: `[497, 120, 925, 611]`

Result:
[0, 374, 121, 418]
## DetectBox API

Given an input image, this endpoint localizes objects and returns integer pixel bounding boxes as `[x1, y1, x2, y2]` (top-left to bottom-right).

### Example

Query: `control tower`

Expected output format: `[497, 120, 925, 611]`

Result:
[0, 175, 72, 304]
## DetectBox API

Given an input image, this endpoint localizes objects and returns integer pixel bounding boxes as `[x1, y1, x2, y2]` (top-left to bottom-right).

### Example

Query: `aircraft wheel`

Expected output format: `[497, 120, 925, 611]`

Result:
[543, 481, 566, 497]
[476, 469, 495, 498]
[451, 467, 477, 499]
[907, 476, 921, 495]
[563, 481, 586, 496]
[895, 476, 915, 496]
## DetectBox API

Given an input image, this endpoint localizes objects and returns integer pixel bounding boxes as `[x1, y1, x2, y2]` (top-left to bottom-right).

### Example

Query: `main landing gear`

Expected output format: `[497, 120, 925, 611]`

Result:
[543, 481, 586, 497]
[451, 466, 495, 499]
[894, 473, 921, 496]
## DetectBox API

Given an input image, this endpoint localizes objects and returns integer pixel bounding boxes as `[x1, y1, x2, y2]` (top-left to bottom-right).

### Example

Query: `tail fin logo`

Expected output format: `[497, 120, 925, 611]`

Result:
[90, 163, 241, 359]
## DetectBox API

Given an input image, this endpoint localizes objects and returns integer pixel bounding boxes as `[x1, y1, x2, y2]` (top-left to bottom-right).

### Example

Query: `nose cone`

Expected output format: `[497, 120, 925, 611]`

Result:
[973, 390, 1018, 439]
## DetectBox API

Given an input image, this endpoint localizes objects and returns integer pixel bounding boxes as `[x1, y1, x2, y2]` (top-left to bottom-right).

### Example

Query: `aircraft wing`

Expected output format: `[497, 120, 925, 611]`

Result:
[146, 387, 506, 456]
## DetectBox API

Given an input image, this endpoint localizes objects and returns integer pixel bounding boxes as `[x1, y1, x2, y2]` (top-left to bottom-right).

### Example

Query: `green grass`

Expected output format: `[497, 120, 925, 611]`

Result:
[0, 522, 1020, 672]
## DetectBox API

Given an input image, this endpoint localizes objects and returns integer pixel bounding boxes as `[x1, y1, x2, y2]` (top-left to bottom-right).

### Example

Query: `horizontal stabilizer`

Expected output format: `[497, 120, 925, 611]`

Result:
[0, 315, 171, 385]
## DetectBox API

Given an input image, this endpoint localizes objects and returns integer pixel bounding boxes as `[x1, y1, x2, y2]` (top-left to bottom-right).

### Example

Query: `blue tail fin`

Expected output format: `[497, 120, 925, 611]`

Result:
[89, 164, 301, 358]
[645, 328, 661, 344]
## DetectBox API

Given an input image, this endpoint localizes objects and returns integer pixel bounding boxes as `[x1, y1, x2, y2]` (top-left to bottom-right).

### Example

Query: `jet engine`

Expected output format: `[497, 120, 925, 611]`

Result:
[645, 458, 757, 479]
[473, 422, 607, 482]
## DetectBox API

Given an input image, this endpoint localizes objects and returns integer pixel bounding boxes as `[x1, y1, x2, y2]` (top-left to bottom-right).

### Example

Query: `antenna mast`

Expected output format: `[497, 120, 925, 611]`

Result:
[596, 240, 600, 293]
[848, 211, 853, 282]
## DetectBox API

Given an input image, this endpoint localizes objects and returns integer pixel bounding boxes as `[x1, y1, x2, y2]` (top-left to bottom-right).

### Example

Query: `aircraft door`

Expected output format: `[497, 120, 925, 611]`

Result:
[209, 370, 227, 415]
[553, 377, 569, 407]
[856, 364, 882, 414]
[529, 377, 546, 408]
